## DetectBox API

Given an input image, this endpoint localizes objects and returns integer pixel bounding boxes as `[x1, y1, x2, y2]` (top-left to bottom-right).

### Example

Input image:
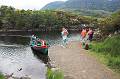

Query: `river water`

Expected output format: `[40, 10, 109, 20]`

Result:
[0, 31, 80, 79]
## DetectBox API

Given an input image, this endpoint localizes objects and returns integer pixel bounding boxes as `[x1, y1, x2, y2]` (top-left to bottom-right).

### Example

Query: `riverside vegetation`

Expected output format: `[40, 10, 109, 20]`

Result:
[91, 35, 120, 73]
[0, 5, 96, 31]
[0, 73, 5, 79]
[90, 10, 120, 73]
[47, 68, 64, 79]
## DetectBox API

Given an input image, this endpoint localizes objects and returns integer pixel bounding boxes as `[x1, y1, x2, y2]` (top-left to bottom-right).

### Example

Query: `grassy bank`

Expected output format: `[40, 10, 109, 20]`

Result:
[47, 68, 64, 79]
[0, 73, 5, 79]
[90, 35, 120, 73]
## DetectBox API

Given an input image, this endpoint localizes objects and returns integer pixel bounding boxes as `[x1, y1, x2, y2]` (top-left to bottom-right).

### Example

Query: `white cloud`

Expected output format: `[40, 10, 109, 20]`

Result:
[0, 0, 67, 10]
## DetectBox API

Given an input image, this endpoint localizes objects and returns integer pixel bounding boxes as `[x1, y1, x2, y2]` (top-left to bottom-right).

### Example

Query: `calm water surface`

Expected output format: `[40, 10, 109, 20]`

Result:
[0, 31, 80, 79]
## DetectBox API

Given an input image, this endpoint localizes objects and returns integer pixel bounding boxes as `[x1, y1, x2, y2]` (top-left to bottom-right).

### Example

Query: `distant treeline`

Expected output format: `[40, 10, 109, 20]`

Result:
[97, 10, 120, 36]
[0, 5, 120, 34]
[0, 5, 97, 31]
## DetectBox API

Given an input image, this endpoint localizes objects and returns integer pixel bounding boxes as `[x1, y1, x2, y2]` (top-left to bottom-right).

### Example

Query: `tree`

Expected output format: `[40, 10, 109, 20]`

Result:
[111, 11, 120, 32]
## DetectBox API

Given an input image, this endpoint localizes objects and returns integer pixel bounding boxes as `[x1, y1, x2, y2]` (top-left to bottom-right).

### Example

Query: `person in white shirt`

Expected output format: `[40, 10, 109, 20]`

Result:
[61, 27, 69, 46]
[31, 34, 37, 46]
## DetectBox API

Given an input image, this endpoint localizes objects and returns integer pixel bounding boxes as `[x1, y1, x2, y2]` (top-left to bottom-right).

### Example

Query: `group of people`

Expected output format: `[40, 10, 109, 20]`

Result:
[31, 28, 69, 47]
[31, 27, 94, 49]
[31, 34, 46, 47]
[80, 27, 94, 49]
[61, 27, 94, 49]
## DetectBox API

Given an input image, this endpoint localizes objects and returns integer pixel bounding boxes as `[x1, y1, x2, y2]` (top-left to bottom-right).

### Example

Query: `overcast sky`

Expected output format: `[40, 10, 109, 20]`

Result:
[0, 0, 67, 10]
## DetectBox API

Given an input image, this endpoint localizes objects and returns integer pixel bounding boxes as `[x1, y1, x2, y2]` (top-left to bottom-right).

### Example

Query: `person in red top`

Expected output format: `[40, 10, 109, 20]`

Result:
[81, 28, 87, 40]
[80, 28, 87, 48]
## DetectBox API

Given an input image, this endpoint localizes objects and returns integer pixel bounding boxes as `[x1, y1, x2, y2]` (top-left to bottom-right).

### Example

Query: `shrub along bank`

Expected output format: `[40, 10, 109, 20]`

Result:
[91, 35, 120, 73]
[0, 73, 5, 79]
[47, 68, 64, 79]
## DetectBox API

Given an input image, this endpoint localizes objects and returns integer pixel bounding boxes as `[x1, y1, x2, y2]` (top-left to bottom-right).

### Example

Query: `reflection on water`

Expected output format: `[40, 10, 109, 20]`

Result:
[0, 31, 80, 45]
[0, 46, 46, 79]
[32, 50, 50, 64]
[0, 31, 80, 79]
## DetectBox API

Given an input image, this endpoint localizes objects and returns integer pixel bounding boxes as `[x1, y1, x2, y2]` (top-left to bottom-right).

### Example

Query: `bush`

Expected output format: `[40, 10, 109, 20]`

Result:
[47, 68, 64, 79]
[92, 35, 120, 56]
[108, 56, 120, 73]
[91, 35, 120, 73]
[0, 73, 5, 79]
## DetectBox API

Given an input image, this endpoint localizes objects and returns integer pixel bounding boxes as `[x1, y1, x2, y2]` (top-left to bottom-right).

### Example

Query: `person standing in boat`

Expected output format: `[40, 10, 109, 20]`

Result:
[31, 34, 37, 46]
[61, 27, 69, 47]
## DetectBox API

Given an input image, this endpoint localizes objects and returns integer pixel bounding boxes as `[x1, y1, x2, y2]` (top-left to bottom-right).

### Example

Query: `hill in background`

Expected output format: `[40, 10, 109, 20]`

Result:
[41, 1, 65, 10]
[41, 0, 120, 17]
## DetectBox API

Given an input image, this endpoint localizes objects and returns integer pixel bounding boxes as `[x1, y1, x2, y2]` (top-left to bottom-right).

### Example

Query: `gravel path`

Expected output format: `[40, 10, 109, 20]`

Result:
[49, 41, 120, 79]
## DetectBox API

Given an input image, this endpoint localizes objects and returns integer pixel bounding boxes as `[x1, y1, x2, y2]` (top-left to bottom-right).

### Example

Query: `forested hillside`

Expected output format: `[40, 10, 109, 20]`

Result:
[42, 0, 120, 12]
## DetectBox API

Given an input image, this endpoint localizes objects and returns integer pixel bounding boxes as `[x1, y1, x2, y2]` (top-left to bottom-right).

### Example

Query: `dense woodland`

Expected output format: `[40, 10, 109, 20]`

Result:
[0, 5, 120, 35]
[0, 5, 97, 31]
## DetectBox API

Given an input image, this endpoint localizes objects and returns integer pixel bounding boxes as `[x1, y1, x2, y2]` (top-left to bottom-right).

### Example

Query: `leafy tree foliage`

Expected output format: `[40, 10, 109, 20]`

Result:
[111, 11, 120, 32]
[0, 5, 94, 31]
[98, 10, 120, 35]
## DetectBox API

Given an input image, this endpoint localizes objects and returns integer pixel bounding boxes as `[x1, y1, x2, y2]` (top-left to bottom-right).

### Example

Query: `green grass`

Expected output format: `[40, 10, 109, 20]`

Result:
[89, 51, 120, 73]
[47, 68, 64, 79]
[92, 35, 120, 56]
[0, 73, 5, 79]
[90, 35, 120, 73]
